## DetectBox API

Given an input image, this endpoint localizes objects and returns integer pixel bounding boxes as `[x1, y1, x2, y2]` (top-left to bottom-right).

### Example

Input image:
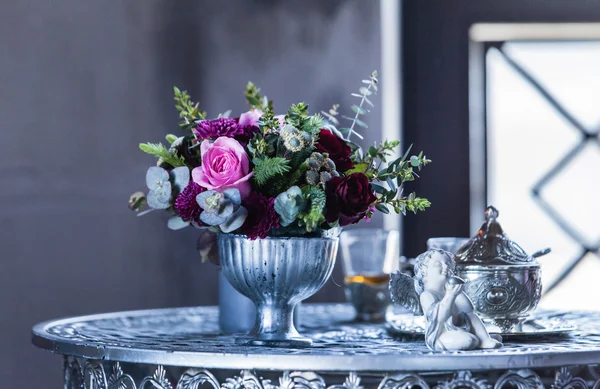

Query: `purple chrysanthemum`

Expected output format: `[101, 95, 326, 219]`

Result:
[241, 192, 280, 240]
[174, 182, 205, 223]
[193, 118, 244, 140]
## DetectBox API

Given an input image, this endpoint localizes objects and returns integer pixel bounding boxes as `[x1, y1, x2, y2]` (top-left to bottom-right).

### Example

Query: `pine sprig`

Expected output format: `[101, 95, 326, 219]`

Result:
[340, 70, 378, 141]
[265, 161, 309, 197]
[173, 87, 206, 133]
[139, 142, 186, 167]
[297, 186, 326, 231]
[253, 157, 291, 186]
[303, 113, 325, 135]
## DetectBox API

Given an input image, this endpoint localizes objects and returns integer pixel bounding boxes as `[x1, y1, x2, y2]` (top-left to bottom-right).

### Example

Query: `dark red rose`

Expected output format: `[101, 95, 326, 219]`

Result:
[315, 130, 354, 172]
[325, 172, 377, 226]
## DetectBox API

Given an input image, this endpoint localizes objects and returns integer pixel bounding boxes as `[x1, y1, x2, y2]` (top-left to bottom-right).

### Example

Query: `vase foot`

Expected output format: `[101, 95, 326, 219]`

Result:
[235, 335, 312, 348]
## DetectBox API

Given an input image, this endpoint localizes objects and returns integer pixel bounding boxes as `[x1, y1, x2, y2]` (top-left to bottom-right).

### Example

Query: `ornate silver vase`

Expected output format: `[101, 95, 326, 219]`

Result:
[218, 232, 339, 347]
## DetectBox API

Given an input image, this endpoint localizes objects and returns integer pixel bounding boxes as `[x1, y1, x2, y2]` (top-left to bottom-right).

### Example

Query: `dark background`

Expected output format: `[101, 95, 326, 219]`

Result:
[3, 0, 600, 386]
[0, 0, 381, 386]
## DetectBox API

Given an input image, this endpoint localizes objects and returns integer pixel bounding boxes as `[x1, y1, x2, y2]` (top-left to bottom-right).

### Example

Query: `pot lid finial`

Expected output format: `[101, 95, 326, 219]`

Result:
[455, 206, 535, 265]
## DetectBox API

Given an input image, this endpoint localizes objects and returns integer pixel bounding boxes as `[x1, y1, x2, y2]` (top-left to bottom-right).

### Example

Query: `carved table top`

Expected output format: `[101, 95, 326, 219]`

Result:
[32, 304, 600, 372]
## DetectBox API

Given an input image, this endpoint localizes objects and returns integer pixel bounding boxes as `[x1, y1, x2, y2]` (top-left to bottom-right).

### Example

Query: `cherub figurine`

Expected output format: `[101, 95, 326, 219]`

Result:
[390, 249, 502, 351]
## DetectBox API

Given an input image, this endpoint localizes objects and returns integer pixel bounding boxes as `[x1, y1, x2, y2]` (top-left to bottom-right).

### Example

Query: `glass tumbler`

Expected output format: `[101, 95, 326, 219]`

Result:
[340, 229, 400, 322]
[426, 237, 469, 254]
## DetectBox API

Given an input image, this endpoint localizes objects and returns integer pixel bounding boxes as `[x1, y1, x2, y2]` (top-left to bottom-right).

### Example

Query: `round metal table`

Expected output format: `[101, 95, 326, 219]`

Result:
[32, 304, 600, 389]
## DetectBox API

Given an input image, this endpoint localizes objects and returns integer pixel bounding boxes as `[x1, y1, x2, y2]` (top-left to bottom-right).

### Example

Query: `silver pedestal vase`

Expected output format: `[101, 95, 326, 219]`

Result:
[218, 232, 339, 347]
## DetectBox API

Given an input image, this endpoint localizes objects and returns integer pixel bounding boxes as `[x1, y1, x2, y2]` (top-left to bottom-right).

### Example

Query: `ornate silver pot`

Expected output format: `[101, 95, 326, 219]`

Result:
[454, 206, 547, 332]
[218, 231, 339, 347]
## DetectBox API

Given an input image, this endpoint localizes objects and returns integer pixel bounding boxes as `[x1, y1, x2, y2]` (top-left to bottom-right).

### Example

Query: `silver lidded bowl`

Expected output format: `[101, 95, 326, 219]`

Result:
[454, 206, 549, 332]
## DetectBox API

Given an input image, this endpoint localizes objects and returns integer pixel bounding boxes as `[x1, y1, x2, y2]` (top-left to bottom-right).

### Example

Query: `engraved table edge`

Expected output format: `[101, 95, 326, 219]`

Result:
[64, 359, 600, 389]
[32, 303, 600, 372]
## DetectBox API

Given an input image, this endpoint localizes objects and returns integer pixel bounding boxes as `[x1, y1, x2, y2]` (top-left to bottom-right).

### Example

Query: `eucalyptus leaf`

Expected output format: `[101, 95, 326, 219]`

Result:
[410, 156, 420, 167]
[364, 97, 374, 107]
[197, 229, 219, 265]
[222, 188, 242, 207]
[145, 166, 169, 190]
[168, 216, 189, 230]
[200, 211, 227, 226]
[220, 207, 248, 233]
[401, 144, 414, 162]
[196, 191, 214, 210]
[370, 182, 387, 194]
[155, 181, 172, 203]
[354, 118, 368, 128]
[351, 105, 367, 115]
[146, 191, 170, 209]
[170, 167, 190, 193]
[359, 87, 372, 96]
[375, 203, 390, 214]
[386, 177, 396, 191]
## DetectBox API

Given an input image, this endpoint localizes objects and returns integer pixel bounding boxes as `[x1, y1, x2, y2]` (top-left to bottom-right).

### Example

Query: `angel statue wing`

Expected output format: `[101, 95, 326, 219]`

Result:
[389, 271, 423, 316]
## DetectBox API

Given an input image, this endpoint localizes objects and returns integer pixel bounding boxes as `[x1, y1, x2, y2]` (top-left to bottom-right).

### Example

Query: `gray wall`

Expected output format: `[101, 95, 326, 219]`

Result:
[0, 0, 381, 386]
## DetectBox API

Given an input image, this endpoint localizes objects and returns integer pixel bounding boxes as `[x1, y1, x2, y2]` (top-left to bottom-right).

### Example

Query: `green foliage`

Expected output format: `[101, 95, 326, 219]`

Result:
[245, 82, 273, 111]
[286, 103, 309, 128]
[139, 142, 186, 167]
[289, 147, 314, 170]
[341, 70, 378, 141]
[297, 186, 326, 232]
[256, 110, 281, 135]
[173, 87, 206, 132]
[165, 134, 178, 144]
[367, 144, 432, 217]
[391, 194, 432, 215]
[284, 103, 323, 136]
[303, 113, 325, 135]
[253, 157, 291, 186]
[321, 104, 340, 126]
[264, 161, 309, 198]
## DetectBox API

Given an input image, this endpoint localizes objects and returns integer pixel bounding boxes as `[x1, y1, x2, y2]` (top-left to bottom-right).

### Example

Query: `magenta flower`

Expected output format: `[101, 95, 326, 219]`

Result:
[193, 118, 244, 140]
[192, 137, 253, 199]
[241, 192, 279, 239]
[238, 109, 263, 128]
[174, 181, 205, 223]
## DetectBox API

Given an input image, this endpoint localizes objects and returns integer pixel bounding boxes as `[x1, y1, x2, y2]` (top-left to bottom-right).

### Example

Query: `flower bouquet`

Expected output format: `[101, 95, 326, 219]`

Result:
[129, 71, 430, 346]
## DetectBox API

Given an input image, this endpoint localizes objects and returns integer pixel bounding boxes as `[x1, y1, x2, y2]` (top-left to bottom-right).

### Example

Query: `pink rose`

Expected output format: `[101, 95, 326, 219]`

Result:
[192, 137, 253, 199]
[275, 114, 286, 128]
[238, 109, 286, 130]
[239, 109, 263, 128]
